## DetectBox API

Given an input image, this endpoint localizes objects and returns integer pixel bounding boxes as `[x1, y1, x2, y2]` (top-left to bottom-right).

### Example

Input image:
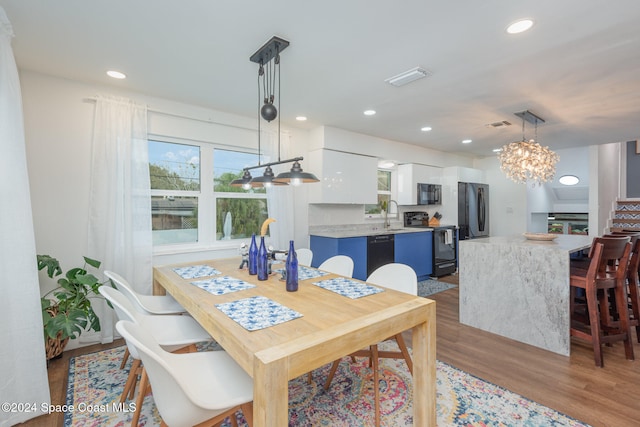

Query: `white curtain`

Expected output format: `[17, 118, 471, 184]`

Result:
[264, 130, 296, 250]
[88, 95, 152, 343]
[0, 7, 51, 424]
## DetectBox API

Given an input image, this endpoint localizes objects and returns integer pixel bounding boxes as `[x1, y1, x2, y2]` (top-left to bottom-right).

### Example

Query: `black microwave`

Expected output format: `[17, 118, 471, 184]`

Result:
[417, 183, 441, 205]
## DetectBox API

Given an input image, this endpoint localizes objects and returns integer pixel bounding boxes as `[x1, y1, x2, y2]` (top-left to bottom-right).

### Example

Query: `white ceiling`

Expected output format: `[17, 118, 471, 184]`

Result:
[2, 0, 640, 157]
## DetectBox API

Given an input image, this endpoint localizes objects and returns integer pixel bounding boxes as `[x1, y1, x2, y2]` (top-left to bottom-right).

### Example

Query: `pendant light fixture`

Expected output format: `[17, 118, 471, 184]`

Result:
[498, 110, 559, 185]
[231, 36, 318, 188]
[229, 169, 253, 190]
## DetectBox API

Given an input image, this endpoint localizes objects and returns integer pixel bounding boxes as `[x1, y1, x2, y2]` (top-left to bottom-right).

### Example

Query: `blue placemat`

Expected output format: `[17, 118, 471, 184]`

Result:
[173, 265, 221, 279]
[312, 277, 384, 299]
[274, 265, 330, 281]
[215, 296, 303, 331]
[191, 276, 255, 295]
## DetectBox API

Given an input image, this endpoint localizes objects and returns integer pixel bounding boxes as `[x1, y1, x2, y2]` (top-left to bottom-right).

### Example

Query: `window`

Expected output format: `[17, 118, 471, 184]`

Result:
[149, 140, 267, 247]
[213, 149, 268, 241]
[150, 141, 200, 245]
[365, 169, 393, 216]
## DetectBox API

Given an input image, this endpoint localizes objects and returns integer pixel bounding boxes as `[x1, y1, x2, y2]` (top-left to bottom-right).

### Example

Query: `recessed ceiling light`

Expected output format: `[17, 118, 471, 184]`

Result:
[378, 160, 395, 169]
[106, 70, 126, 79]
[462, 139, 472, 144]
[492, 148, 502, 153]
[506, 19, 534, 34]
[559, 175, 580, 185]
[295, 116, 307, 121]
[421, 126, 432, 132]
[364, 110, 376, 116]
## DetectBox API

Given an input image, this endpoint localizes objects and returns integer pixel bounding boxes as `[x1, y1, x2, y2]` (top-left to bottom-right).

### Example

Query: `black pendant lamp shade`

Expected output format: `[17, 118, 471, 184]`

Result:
[248, 166, 287, 187]
[274, 160, 319, 184]
[230, 169, 253, 188]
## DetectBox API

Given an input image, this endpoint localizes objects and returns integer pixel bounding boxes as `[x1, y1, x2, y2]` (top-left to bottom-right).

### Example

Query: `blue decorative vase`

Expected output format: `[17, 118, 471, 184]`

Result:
[285, 240, 298, 292]
[248, 233, 258, 275]
[257, 236, 268, 280]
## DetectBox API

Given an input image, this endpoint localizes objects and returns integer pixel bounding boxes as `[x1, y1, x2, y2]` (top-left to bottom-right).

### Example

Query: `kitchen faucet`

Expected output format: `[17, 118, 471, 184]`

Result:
[385, 199, 399, 229]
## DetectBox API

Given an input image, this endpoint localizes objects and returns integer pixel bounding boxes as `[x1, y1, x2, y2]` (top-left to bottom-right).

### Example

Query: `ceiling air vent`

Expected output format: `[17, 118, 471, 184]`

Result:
[384, 67, 431, 87]
[485, 120, 512, 128]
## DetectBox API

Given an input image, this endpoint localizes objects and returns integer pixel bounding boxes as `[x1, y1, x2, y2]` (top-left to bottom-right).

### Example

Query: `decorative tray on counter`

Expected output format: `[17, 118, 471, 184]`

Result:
[523, 232, 558, 241]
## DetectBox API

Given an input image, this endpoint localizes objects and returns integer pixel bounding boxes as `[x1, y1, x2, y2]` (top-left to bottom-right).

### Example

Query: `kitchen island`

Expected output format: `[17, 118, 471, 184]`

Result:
[459, 234, 592, 356]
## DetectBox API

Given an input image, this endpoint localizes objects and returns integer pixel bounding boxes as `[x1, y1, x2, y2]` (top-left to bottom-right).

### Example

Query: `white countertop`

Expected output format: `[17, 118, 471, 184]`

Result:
[310, 227, 433, 239]
[460, 234, 592, 252]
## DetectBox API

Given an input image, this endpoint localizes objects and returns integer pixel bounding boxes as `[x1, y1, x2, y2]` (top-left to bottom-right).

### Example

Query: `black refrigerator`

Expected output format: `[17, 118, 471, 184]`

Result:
[458, 182, 489, 240]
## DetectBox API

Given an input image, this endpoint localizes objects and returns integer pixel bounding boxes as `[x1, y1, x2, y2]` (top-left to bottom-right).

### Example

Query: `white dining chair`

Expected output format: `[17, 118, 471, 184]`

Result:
[323, 263, 417, 427]
[306, 254, 355, 384]
[295, 248, 313, 267]
[99, 286, 213, 427]
[318, 255, 354, 277]
[104, 270, 186, 315]
[116, 320, 254, 427]
[104, 270, 189, 371]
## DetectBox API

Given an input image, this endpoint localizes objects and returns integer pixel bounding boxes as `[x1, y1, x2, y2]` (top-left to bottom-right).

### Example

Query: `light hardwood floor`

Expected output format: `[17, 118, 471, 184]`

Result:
[19, 274, 640, 427]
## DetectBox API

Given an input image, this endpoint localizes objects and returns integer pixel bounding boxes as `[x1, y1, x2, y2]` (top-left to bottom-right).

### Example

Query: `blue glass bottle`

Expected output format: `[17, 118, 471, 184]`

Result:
[248, 233, 258, 275]
[257, 236, 268, 280]
[285, 240, 298, 292]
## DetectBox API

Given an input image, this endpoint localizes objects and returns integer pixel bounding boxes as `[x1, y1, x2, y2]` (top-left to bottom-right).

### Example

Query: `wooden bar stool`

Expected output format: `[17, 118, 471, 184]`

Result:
[603, 233, 640, 342]
[617, 237, 640, 342]
[570, 236, 634, 367]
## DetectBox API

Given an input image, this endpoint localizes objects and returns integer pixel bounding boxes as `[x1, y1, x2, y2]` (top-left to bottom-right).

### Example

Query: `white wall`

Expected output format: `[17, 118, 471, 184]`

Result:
[20, 71, 313, 348]
[595, 142, 621, 235]
[474, 156, 527, 237]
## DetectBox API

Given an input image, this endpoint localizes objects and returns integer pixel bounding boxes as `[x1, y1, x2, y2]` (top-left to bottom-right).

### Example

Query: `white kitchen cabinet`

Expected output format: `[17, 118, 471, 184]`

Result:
[307, 149, 377, 204]
[397, 163, 443, 205]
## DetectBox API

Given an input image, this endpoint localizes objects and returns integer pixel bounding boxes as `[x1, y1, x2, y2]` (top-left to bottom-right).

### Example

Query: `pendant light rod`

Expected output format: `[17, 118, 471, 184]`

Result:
[243, 156, 304, 172]
[514, 110, 545, 125]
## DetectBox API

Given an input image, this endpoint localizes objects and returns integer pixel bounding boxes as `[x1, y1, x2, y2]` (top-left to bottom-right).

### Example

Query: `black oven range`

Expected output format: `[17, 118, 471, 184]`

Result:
[403, 212, 457, 277]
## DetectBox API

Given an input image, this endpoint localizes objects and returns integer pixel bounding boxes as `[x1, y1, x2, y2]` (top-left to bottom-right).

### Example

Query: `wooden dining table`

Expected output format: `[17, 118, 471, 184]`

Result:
[153, 257, 436, 426]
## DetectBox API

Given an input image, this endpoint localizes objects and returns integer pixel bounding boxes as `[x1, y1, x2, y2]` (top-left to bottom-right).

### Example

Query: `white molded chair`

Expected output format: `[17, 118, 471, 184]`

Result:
[104, 270, 186, 315]
[104, 271, 188, 372]
[307, 255, 355, 384]
[116, 320, 253, 427]
[318, 255, 354, 277]
[296, 248, 313, 267]
[323, 263, 417, 427]
[99, 286, 212, 427]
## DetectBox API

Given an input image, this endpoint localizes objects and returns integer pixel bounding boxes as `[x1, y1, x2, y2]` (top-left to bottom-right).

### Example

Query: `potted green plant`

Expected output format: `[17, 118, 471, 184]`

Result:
[37, 254, 104, 359]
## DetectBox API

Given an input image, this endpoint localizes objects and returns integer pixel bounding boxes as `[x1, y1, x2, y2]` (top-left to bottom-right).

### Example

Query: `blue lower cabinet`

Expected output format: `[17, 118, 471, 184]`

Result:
[311, 232, 433, 282]
[310, 236, 367, 281]
[394, 232, 432, 281]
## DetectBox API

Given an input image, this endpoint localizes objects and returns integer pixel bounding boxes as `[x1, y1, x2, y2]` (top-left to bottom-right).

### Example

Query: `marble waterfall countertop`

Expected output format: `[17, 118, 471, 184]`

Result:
[462, 234, 592, 252]
[459, 233, 592, 356]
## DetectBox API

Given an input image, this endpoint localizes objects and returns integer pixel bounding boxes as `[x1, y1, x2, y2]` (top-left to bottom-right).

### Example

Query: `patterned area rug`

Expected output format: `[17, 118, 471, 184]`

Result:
[418, 278, 457, 297]
[65, 343, 590, 426]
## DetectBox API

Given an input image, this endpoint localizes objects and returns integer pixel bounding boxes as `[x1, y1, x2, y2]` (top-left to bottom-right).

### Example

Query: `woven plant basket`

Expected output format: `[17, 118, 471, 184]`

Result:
[44, 306, 69, 360]
[45, 334, 69, 360]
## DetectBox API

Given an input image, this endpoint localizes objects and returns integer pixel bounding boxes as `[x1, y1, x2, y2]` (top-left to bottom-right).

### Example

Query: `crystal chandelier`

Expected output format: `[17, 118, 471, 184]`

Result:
[498, 110, 559, 185]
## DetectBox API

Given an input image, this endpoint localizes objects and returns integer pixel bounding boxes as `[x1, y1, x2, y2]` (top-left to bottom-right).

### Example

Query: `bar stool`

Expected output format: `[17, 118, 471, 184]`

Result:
[604, 232, 640, 342]
[625, 239, 640, 342]
[569, 236, 634, 367]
